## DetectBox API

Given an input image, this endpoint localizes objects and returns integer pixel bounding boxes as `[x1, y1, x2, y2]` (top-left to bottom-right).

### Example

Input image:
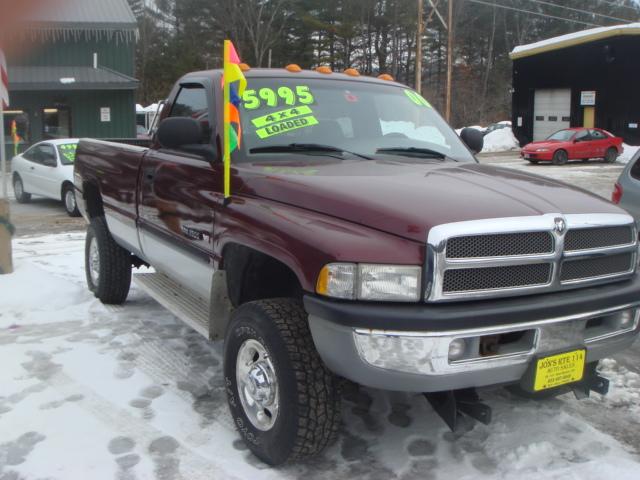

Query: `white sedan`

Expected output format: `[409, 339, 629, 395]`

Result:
[11, 139, 80, 216]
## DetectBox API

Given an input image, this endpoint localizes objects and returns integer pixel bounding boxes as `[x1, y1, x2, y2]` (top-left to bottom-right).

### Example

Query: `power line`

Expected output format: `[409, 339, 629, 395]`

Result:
[466, 0, 607, 27]
[519, 0, 636, 24]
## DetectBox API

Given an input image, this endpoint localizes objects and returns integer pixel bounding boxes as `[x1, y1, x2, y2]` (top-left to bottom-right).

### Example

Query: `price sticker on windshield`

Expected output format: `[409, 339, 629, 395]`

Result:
[243, 85, 315, 110]
[404, 89, 432, 108]
[58, 143, 78, 163]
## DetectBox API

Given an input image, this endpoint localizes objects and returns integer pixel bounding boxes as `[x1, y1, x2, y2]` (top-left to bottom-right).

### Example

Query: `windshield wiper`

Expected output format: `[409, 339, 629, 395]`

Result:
[250, 143, 372, 160]
[376, 147, 446, 159]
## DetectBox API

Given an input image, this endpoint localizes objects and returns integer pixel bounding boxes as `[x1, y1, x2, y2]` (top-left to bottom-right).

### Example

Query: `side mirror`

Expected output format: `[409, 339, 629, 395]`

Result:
[460, 127, 484, 154]
[157, 117, 218, 162]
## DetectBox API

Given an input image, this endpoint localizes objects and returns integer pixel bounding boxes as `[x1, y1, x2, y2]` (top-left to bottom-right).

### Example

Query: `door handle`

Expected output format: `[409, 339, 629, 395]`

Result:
[143, 167, 155, 181]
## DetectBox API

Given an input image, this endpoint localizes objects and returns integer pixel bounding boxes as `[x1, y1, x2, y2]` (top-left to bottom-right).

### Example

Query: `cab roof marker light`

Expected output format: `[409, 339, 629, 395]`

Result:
[285, 64, 302, 73]
[378, 73, 394, 81]
[316, 66, 332, 74]
[239, 63, 251, 72]
[344, 68, 360, 77]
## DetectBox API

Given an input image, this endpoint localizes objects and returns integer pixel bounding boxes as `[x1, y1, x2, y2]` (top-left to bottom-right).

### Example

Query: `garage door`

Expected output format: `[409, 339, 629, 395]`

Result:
[533, 89, 571, 141]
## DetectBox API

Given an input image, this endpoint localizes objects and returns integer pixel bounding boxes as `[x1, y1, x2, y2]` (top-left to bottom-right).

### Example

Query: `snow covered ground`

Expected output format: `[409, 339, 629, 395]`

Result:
[618, 144, 640, 164]
[2, 233, 640, 479]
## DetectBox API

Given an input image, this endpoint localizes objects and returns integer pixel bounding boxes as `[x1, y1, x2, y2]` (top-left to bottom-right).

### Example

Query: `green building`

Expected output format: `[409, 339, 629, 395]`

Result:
[3, 0, 138, 158]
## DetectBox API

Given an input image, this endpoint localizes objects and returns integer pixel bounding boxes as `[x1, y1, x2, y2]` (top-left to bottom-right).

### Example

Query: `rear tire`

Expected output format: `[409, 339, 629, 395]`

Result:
[62, 184, 80, 217]
[605, 147, 618, 163]
[85, 216, 131, 304]
[224, 298, 341, 465]
[552, 150, 568, 165]
[13, 175, 31, 203]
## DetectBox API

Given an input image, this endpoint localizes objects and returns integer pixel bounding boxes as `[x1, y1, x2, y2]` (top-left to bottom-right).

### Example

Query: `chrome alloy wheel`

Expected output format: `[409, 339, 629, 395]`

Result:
[65, 189, 76, 213]
[236, 338, 279, 431]
[88, 236, 100, 286]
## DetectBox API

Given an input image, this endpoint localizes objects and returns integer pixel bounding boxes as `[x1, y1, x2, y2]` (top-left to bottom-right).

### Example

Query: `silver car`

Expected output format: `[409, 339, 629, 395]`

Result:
[613, 149, 640, 227]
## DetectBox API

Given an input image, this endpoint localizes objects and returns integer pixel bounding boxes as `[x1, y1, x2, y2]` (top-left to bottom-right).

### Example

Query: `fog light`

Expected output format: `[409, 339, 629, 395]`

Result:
[619, 310, 636, 330]
[448, 338, 467, 361]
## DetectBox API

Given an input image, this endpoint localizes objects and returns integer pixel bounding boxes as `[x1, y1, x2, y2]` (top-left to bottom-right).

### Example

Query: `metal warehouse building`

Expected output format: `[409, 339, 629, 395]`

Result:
[2, 0, 138, 158]
[510, 23, 640, 146]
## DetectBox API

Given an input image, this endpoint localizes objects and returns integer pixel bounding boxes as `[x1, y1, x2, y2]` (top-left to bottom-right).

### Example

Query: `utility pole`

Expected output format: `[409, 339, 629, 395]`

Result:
[445, 0, 453, 122]
[415, 0, 423, 93]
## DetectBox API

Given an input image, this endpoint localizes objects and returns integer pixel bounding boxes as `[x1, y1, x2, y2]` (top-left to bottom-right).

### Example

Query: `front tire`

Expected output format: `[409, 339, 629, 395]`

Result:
[552, 149, 568, 165]
[224, 299, 341, 466]
[13, 175, 31, 203]
[85, 216, 131, 304]
[605, 147, 618, 163]
[62, 184, 80, 217]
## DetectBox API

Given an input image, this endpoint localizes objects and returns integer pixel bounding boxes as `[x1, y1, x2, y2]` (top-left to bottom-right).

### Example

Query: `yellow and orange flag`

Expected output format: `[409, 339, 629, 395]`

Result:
[223, 40, 247, 199]
[10, 120, 20, 156]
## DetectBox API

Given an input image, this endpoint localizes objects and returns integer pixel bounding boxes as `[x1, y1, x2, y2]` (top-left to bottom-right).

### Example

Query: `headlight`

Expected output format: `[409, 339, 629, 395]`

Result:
[535, 148, 550, 152]
[316, 263, 421, 302]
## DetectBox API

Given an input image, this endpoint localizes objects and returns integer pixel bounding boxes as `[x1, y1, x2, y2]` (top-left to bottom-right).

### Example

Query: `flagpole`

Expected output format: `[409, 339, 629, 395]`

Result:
[0, 100, 6, 198]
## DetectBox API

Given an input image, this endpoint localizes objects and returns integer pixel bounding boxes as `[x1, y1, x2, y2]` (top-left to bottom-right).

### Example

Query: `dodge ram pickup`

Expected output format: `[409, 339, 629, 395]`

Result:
[74, 66, 640, 466]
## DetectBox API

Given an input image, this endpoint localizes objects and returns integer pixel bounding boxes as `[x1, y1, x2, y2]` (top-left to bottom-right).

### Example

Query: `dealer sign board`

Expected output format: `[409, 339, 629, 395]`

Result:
[580, 91, 596, 106]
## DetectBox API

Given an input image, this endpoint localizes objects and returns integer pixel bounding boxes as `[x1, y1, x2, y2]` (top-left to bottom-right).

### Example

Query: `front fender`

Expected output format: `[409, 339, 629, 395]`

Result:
[215, 195, 425, 292]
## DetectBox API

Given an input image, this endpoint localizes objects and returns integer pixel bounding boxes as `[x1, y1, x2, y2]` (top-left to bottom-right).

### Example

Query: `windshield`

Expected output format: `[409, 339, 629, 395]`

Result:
[235, 78, 475, 162]
[57, 142, 78, 165]
[547, 130, 574, 141]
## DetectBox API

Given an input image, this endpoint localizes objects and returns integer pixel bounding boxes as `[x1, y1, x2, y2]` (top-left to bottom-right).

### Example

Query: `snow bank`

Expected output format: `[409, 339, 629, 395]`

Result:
[512, 22, 640, 58]
[481, 127, 520, 153]
[617, 143, 640, 164]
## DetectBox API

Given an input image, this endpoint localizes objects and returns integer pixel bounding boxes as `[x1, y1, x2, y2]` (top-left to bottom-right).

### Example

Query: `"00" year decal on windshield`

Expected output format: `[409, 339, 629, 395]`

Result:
[243, 86, 315, 110]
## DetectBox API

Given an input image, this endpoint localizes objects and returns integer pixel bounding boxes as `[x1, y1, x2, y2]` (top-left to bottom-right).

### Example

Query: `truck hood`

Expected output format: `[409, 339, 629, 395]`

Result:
[236, 159, 622, 243]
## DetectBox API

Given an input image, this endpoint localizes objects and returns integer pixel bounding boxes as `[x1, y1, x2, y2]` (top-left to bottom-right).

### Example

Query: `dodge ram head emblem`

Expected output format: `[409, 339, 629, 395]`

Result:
[554, 217, 566, 234]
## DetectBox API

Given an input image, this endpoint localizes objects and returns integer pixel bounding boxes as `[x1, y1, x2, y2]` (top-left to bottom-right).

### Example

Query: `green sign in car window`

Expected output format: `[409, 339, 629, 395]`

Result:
[57, 143, 78, 165]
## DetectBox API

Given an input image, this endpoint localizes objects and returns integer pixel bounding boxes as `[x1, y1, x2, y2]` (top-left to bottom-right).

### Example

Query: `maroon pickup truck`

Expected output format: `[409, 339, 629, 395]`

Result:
[74, 67, 640, 465]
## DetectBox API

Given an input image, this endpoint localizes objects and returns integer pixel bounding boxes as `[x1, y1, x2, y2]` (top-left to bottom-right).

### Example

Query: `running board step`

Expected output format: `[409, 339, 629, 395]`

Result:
[134, 272, 210, 338]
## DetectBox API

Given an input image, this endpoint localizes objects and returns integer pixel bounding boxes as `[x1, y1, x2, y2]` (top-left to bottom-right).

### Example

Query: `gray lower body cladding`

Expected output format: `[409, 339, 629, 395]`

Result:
[304, 277, 640, 392]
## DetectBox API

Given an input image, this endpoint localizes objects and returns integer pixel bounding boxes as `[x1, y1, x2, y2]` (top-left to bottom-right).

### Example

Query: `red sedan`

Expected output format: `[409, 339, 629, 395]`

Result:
[521, 128, 623, 165]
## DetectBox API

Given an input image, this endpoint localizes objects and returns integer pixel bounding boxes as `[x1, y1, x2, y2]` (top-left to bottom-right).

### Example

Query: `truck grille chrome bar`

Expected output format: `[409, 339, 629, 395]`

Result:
[426, 213, 637, 302]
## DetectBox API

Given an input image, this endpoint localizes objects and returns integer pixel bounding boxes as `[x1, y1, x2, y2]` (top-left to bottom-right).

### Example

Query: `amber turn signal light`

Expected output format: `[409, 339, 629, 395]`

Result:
[285, 63, 302, 72]
[344, 68, 360, 77]
[316, 66, 332, 74]
[377, 73, 394, 81]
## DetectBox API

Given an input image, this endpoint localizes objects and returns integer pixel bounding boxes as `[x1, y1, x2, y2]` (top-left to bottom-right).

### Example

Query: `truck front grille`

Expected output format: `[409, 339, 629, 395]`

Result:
[560, 253, 634, 282]
[428, 214, 637, 301]
[446, 232, 553, 259]
[443, 263, 552, 293]
[564, 226, 633, 251]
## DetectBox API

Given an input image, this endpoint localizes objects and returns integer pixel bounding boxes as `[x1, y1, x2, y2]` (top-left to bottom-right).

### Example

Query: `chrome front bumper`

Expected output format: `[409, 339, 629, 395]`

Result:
[308, 304, 640, 392]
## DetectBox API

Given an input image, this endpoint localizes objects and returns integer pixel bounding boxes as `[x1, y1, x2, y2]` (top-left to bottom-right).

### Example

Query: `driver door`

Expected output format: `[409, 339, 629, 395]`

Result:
[138, 81, 222, 299]
[571, 130, 591, 159]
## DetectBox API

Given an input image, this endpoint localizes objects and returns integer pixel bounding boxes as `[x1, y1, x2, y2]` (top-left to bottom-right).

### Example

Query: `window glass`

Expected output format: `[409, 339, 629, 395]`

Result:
[35, 144, 57, 165]
[57, 143, 78, 165]
[630, 154, 640, 181]
[589, 129, 606, 139]
[236, 78, 475, 163]
[547, 129, 574, 141]
[3, 110, 29, 155]
[575, 130, 590, 141]
[43, 107, 71, 139]
[170, 86, 211, 142]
